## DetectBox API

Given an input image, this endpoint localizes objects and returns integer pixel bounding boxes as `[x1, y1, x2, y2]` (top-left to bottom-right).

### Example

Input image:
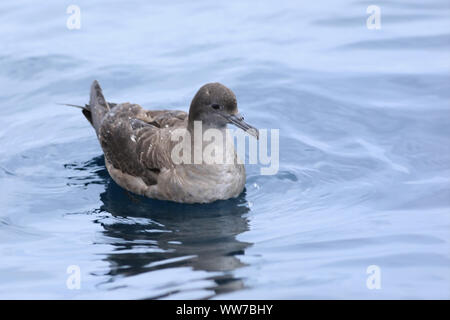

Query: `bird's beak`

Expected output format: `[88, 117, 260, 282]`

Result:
[225, 112, 259, 139]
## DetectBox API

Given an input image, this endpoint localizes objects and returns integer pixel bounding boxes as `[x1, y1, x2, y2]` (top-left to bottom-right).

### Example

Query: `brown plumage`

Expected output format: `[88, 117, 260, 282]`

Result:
[77, 80, 258, 203]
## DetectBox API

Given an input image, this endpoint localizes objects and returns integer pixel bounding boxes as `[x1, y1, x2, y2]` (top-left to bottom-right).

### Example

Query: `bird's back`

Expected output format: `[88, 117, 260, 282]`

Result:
[86, 81, 187, 185]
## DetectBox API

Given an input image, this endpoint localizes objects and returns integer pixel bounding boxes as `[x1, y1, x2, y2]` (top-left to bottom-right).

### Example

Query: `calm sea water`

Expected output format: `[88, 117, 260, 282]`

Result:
[0, 0, 449, 299]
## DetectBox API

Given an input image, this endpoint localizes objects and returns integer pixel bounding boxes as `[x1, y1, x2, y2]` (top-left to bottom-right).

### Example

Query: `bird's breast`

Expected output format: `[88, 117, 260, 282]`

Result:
[153, 163, 245, 203]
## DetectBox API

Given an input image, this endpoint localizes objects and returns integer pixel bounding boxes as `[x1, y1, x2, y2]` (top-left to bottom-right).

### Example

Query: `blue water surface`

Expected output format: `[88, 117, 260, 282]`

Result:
[0, 0, 449, 299]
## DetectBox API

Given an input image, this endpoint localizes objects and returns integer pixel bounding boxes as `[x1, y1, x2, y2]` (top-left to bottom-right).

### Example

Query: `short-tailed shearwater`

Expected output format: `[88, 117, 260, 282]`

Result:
[72, 81, 258, 203]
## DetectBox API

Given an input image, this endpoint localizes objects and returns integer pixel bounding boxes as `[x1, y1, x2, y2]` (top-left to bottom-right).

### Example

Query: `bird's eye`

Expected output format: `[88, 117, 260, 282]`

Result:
[211, 104, 222, 110]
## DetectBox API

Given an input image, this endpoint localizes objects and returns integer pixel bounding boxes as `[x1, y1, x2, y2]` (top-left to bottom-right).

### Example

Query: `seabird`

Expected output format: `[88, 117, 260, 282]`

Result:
[73, 80, 258, 203]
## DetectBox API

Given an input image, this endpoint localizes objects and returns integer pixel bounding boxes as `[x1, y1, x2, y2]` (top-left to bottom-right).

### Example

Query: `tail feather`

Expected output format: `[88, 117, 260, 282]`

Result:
[89, 80, 109, 111]
[82, 108, 93, 125]
[61, 81, 115, 131]
[58, 103, 93, 125]
[89, 80, 109, 133]
[57, 103, 86, 109]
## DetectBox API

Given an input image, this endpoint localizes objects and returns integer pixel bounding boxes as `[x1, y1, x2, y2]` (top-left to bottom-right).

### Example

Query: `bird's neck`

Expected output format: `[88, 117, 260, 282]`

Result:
[185, 121, 236, 165]
[187, 120, 226, 134]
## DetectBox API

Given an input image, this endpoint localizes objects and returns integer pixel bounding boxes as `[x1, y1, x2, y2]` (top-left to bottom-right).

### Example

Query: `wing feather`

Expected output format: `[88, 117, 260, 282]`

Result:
[98, 103, 187, 186]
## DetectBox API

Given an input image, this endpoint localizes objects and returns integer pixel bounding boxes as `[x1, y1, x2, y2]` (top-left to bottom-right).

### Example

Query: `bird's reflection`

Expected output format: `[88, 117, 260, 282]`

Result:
[68, 155, 252, 298]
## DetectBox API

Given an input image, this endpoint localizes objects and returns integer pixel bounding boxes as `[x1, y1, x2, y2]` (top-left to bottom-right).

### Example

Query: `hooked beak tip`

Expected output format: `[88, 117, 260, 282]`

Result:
[221, 112, 259, 139]
[247, 128, 259, 140]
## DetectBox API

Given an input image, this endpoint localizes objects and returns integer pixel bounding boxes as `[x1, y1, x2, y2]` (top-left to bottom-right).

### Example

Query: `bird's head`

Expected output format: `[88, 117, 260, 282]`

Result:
[188, 83, 259, 139]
